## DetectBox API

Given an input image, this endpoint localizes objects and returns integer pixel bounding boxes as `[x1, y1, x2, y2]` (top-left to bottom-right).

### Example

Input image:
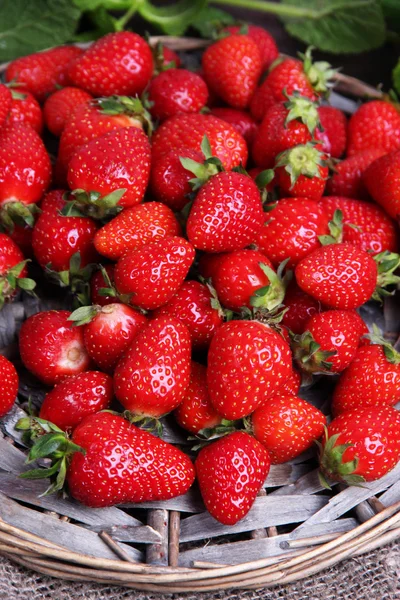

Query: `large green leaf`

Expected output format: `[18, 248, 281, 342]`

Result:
[0, 0, 81, 62]
[382, 0, 400, 33]
[73, 0, 132, 9]
[137, 0, 206, 35]
[191, 6, 235, 38]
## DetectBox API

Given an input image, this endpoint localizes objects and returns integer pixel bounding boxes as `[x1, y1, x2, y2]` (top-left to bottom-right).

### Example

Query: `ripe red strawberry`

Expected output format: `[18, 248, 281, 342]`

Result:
[224, 25, 278, 70]
[68, 32, 153, 97]
[256, 197, 330, 267]
[202, 34, 262, 109]
[320, 196, 398, 255]
[148, 69, 208, 122]
[7, 223, 34, 258]
[325, 149, 387, 200]
[71, 303, 147, 372]
[207, 320, 292, 419]
[174, 362, 223, 434]
[19, 310, 90, 385]
[67, 412, 195, 507]
[250, 395, 326, 464]
[275, 143, 328, 201]
[281, 282, 321, 335]
[278, 368, 301, 396]
[363, 149, 400, 219]
[0, 232, 33, 307]
[151, 113, 248, 170]
[39, 371, 113, 432]
[197, 252, 229, 281]
[0, 355, 18, 418]
[195, 431, 271, 525]
[114, 236, 195, 310]
[155, 45, 181, 69]
[332, 340, 400, 416]
[43, 87, 93, 136]
[32, 190, 98, 273]
[210, 107, 258, 147]
[94, 202, 181, 261]
[154, 280, 223, 349]
[67, 127, 151, 211]
[0, 84, 12, 129]
[187, 172, 264, 252]
[114, 316, 191, 417]
[319, 406, 400, 485]
[347, 100, 400, 156]
[90, 265, 118, 307]
[315, 106, 347, 158]
[7, 89, 42, 134]
[150, 148, 203, 211]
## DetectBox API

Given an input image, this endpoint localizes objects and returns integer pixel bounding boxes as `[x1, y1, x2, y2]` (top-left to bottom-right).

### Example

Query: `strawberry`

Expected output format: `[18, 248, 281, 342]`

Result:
[207, 320, 292, 419]
[279, 368, 301, 396]
[347, 100, 400, 156]
[319, 196, 398, 255]
[325, 149, 387, 200]
[90, 265, 118, 307]
[224, 25, 278, 70]
[363, 149, 400, 219]
[151, 113, 248, 171]
[0, 84, 12, 129]
[150, 148, 203, 211]
[114, 316, 191, 417]
[186, 172, 264, 252]
[0, 232, 35, 308]
[39, 371, 113, 432]
[202, 34, 262, 109]
[319, 406, 400, 485]
[332, 337, 400, 416]
[114, 236, 195, 310]
[195, 431, 270, 525]
[19, 310, 90, 385]
[315, 106, 347, 158]
[153, 44, 181, 70]
[198, 252, 229, 280]
[7, 223, 34, 258]
[5, 46, 83, 101]
[7, 89, 42, 134]
[274, 143, 328, 201]
[0, 355, 18, 418]
[148, 69, 208, 122]
[67, 126, 151, 213]
[174, 362, 223, 434]
[209, 108, 258, 147]
[70, 303, 147, 372]
[154, 280, 223, 349]
[250, 395, 326, 464]
[256, 197, 330, 267]
[32, 190, 98, 273]
[281, 282, 321, 335]
[94, 202, 181, 261]
[43, 87, 93, 137]
[68, 32, 153, 97]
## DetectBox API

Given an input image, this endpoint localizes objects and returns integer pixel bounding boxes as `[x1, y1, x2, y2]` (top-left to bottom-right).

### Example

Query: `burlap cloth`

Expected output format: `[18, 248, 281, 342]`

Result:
[0, 541, 399, 599]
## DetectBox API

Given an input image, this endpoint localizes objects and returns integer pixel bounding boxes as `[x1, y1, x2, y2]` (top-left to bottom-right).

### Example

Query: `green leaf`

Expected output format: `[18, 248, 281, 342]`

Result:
[0, 0, 81, 62]
[382, 0, 400, 33]
[190, 5, 235, 38]
[137, 0, 206, 35]
[73, 0, 131, 10]
[280, 0, 386, 54]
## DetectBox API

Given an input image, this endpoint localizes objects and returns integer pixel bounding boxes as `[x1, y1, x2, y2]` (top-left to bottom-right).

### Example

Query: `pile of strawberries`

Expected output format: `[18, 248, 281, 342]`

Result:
[0, 26, 400, 527]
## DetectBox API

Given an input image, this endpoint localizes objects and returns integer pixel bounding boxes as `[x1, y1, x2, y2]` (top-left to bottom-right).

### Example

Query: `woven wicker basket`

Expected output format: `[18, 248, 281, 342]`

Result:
[0, 35, 398, 594]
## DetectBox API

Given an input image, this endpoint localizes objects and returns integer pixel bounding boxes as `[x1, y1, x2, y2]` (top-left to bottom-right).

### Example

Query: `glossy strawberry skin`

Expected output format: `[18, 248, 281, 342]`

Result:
[202, 35, 262, 109]
[295, 243, 377, 309]
[151, 113, 248, 171]
[0, 233, 27, 278]
[256, 198, 329, 267]
[196, 431, 270, 525]
[83, 304, 148, 372]
[68, 127, 151, 209]
[363, 149, 400, 219]
[94, 202, 181, 261]
[251, 395, 326, 464]
[90, 265, 118, 307]
[0, 355, 18, 418]
[325, 149, 387, 200]
[43, 87, 93, 136]
[315, 106, 347, 158]
[0, 123, 51, 206]
[187, 172, 264, 252]
[210, 108, 258, 147]
[282, 282, 321, 335]
[276, 160, 328, 202]
[68, 32, 153, 97]
[8, 91, 43, 134]
[19, 310, 90, 386]
[279, 369, 301, 396]
[148, 69, 208, 121]
[0, 85, 12, 129]
[347, 101, 400, 156]
[332, 345, 400, 416]
[320, 196, 398, 255]
[39, 371, 113, 432]
[113, 316, 191, 417]
[67, 412, 195, 508]
[207, 320, 293, 419]
[174, 362, 222, 434]
[224, 25, 278, 70]
[114, 236, 195, 310]
[32, 190, 98, 272]
[154, 280, 222, 350]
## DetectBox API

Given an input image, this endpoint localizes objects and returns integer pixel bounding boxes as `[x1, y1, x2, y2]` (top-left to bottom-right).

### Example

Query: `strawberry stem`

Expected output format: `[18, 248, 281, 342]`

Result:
[275, 142, 327, 188]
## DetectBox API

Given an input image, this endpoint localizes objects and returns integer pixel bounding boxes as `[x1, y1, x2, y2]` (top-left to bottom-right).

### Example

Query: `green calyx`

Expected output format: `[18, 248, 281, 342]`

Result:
[284, 91, 322, 135]
[250, 259, 292, 311]
[45, 252, 94, 308]
[93, 95, 153, 135]
[364, 324, 400, 365]
[123, 412, 164, 438]
[190, 419, 238, 451]
[300, 46, 336, 95]
[0, 260, 36, 310]
[61, 189, 126, 221]
[275, 142, 327, 188]
[318, 428, 365, 489]
[373, 251, 400, 302]
[319, 209, 344, 246]
[68, 304, 101, 327]
[0, 201, 41, 232]
[291, 330, 336, 375]
[179, 135, 223, 192]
